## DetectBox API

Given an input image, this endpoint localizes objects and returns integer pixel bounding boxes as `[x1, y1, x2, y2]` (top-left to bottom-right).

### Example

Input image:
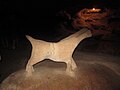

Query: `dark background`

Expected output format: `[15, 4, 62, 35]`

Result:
[0, 0, 119, 36]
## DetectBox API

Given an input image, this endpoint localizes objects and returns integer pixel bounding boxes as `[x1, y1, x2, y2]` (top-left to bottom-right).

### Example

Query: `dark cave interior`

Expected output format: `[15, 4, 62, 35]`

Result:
[0, 0, 120, 84]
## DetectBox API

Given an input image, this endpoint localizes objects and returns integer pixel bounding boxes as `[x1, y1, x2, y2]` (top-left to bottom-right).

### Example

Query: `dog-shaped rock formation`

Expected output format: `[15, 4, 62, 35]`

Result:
[26, 28, 92, 76]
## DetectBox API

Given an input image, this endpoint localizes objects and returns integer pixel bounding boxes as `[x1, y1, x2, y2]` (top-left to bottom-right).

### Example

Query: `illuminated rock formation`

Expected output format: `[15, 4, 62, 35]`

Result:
[72, 8, 112, 35]
[25, 28, 92, 76]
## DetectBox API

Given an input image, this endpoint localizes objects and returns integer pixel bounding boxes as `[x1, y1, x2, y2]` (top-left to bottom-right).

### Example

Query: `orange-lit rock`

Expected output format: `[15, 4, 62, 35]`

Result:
[72, 8, 112, 36]
[88, 8, 101, 13]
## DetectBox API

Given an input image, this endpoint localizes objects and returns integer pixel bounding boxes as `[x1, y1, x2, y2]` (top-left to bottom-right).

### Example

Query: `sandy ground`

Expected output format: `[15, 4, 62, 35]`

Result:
[0, 51, 120, 90]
